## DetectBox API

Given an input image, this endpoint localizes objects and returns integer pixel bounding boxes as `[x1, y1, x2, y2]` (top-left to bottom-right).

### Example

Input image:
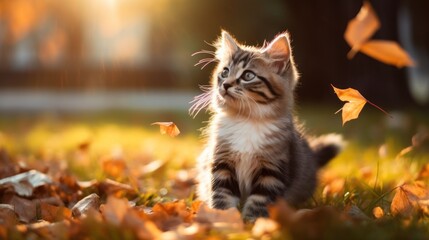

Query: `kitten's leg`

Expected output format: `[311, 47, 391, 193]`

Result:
[210, 159, 240, 209]
[242, 167, 285, 221]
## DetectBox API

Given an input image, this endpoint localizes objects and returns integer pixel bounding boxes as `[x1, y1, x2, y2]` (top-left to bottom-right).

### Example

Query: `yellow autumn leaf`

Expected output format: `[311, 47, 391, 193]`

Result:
[360, 40, 415, 68]
[151, 122, 180, 137]
[344, 1, 380, 57]
[332, 85, 390, 126]
[331, 85, 367, 125]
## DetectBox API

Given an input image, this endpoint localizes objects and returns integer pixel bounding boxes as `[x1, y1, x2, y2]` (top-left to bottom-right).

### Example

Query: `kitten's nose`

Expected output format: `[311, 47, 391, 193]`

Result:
[223, 83, 232, 91]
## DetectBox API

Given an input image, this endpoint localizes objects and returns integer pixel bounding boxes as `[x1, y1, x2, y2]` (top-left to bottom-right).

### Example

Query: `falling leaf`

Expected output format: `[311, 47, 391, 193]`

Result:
[332, 85, 367, 125]
[372, 206, 384, 219]
[344, 1, 380, 57]
[151, 122, 180, 137]
[344, 1, 415, 67]
[71, 193, 100, 217]
[391, 182, 429, 218]
[360, 40, 415, 68]
[332, 85, 390, 125]
[0, 170, 52, 197]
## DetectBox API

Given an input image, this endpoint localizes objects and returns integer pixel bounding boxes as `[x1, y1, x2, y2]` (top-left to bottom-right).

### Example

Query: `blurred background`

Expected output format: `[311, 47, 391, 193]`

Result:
[1, 0, 429, 112]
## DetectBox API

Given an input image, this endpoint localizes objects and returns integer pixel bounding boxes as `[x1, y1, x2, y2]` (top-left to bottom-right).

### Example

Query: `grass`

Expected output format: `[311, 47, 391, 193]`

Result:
[0, 105, 428, 239]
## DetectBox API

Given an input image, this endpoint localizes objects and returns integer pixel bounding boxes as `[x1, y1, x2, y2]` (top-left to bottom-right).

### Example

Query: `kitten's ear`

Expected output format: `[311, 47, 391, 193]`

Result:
[217, 30, 239, 59]
[262, 33, 291, 73]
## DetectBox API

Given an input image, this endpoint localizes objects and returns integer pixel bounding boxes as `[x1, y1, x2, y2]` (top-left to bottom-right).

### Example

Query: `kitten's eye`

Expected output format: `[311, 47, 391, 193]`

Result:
[242, 70, 256, 81]
[221, 68, 229, 78]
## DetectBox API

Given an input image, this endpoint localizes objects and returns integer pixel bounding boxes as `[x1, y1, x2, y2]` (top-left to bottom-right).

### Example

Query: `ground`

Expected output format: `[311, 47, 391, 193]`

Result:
[0, 106, 428, 239]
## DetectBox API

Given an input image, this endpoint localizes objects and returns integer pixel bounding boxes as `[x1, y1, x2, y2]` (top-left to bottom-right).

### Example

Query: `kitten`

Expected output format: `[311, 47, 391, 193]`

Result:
[191, 30, 343, 221]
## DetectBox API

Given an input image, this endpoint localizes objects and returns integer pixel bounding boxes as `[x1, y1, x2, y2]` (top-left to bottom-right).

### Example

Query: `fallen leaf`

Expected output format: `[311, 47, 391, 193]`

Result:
[140, 159, 165, 176]
[417, 163, 429, 181]
[0, 170, 52, 197]
[252, 218, 279, 237]
[322, 178, 346, 198]
[98, 178, 136, 197]
[25, 220, 70, 240]
[391, 182, 429, 218]
[0, 204, 19, 226]
[122, 208, 162, 240]
[148, 200, 193, 231]
[360, 40, 415, 68]
[102, 158, 127, 179]
[151, 122, 180, 137]
[344, 1, 380, 57]
[194, 203, 244, 231]
[8, 195, 37, 223]
[101, 196, 130, 226]
[372, 206, 384, 219]
[344, 205, 370, 221]
[71, 193, 100, 217]
[332, 85, 389, 125]
[40, 202, 72, 222]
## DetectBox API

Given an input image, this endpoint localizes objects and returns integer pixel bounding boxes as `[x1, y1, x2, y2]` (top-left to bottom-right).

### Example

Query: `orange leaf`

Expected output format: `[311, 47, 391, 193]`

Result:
[331, 85, 367, 125]
[332, 85, 390, 125]
[344, 1, 380, 56]
[360, 40, 415, 68]
[151, 122, 180, 137]
[40, 202, 71, 222]
[391, 182, 429, 218]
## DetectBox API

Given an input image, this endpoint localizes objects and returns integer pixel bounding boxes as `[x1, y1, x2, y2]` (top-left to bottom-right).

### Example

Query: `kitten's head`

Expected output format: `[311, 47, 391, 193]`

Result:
[191, 30, 299, 119]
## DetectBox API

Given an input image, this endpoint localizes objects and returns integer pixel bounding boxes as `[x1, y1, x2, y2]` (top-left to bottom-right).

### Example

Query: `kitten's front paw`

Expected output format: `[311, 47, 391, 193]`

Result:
[242, 206, 269, 223]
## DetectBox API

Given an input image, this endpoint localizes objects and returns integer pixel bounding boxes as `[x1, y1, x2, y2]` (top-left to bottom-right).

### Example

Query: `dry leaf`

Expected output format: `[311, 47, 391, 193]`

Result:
[40, 202, 72, 222]
[0, 204, 19, 226]
[360, 40, 415, 68]
[101, 196, 130, 226]
[98, 179, 136, 197]
[8, 195, 37, 223]
[344, 1, 380, 56]
[148, 200, 193, 231]
[151, 122, 180, 137]
[391, 182, 429, 218]
[195, 203, 244, 231]
[417, 163, 429, 180]
[123, 208, 162, 239]
[332, 85, 389, 125]
[71, 193, 100, 217]
[332, 85, 367, 125]
[373, 206, 384, 219]
[102, 159, 127, 179]
[0, 170, 52, 197]
[252, 218, 279, 237]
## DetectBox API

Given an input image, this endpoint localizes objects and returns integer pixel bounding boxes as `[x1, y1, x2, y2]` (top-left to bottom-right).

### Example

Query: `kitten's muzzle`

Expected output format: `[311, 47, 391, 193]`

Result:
[223, 83, 232, 91]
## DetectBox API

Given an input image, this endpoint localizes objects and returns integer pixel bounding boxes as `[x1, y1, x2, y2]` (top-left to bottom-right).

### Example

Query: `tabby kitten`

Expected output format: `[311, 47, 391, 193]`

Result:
[191, 30, 342, 221]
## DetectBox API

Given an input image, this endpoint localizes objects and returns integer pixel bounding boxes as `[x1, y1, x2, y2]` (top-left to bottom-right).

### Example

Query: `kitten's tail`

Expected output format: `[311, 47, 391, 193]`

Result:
[309, 134, 344, 167]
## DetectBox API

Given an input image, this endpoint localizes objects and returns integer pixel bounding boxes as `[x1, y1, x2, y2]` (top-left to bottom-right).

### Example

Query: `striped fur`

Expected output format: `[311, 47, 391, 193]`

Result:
[195, 30, 342, 222]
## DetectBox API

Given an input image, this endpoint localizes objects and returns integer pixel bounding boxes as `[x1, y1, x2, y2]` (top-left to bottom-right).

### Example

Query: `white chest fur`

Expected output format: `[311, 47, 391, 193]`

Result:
[217, 116, 280, 153]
